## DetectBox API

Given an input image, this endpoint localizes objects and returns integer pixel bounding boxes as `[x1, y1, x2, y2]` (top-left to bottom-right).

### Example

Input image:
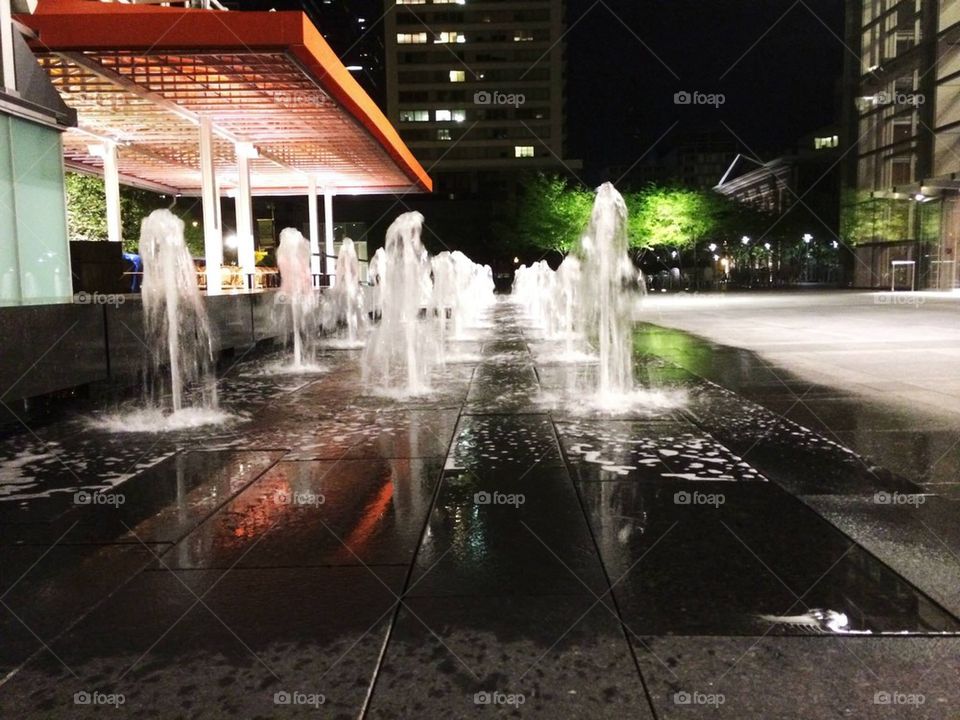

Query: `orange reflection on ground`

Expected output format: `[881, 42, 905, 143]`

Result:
[336, 461, 402, 560]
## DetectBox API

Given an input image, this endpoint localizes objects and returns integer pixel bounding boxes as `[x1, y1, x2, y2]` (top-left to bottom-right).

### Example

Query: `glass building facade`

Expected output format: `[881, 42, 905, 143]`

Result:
[846, 0, 960, 289]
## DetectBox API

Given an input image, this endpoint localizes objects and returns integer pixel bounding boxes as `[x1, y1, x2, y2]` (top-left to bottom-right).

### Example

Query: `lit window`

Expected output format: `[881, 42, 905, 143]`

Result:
[514, 145, 535, 158]
[396, 0, 426, 3]
[437, 129, 452, 140]
[435, 31, 466, 44]
[432, 0, 465, 4]
[813, 135, 839, 150]
[397, 32, 428, 44]
[514, 30, 534, 42]
[400, 110, 430, 122]
[435, 109, 466, 122]
[449, 70, 466, 82]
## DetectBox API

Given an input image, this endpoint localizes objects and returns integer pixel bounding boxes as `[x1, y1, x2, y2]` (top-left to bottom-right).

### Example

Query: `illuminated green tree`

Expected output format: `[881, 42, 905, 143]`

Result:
[511, 175, 777, 260]
[65, 172, 204, 255]
[840, 189, 911, 246]
[513, 174, 594, 253]
[627, 185, 716, 250]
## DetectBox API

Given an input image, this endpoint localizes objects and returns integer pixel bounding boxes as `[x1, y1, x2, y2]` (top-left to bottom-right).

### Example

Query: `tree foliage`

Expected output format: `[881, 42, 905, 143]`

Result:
[513, 174, 775, 254]
[65, 172, 204, 255]
[840, 189, 911, 246]
[513, 174, 593, 253]
[626, 185, 716, 250]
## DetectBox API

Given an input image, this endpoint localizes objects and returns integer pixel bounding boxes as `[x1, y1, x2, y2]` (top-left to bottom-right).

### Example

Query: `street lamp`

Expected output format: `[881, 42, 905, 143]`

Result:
[708, 243, 717, 252]
[741, 235, 750, 245]
[802, 233, 813, 244]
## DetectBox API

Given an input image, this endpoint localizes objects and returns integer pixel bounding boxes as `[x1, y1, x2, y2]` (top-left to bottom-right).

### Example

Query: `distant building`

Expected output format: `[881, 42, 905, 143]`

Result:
[714, 127, 841, 234]
[843, 0, 960, 289]
[604, 131, 739, 191]
[384, 0, 579, 198]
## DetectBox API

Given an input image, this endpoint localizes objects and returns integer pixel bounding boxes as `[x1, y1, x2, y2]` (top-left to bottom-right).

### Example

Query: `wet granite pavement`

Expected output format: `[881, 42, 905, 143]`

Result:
[1, 299, 959, 718]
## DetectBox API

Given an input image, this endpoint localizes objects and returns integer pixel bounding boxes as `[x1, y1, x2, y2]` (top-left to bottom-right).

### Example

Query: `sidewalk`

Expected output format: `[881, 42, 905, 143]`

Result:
[641, 289, 960, 421]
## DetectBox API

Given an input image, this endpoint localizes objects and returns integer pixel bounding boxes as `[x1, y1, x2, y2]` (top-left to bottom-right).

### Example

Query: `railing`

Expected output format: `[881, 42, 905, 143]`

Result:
[123, 258, 373, 293]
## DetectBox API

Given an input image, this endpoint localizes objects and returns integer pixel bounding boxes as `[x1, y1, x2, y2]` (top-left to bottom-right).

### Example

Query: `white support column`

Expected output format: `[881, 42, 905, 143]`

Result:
[234, 142, 256, 289]
[199, 116, 222, 294]
[323, 187, 335, 285]
[1, 0, 15, 93]
[308, 176, 321, 280]
[102, 141, 122, 244]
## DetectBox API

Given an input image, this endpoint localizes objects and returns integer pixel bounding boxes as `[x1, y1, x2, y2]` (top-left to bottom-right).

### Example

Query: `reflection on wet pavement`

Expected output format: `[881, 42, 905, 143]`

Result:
[1, 300, 959, 718]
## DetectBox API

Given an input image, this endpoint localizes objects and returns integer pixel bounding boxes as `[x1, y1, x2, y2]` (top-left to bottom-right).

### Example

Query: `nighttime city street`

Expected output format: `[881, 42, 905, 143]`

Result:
[1, 1, 960, 719]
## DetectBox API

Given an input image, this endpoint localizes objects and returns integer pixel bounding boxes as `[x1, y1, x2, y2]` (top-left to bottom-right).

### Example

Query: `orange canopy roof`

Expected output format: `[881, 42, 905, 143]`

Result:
[19, 0, 432, 196]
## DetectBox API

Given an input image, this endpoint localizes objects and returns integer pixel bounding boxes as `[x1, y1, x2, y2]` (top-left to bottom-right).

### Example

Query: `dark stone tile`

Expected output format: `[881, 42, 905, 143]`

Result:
[801, 494, 960, 619]
[637, 635, 960, 720]
[368, 595, 655, 719]
[635, 325, 855, 405]
[408, 466, 606, 597]
[558, 419, 765, 483]
[830, 428, 960, 486]
[0, 432, 179, 520]
[578, 481, 960, 636]
[2, 450, 283, 545]
[465, 361, 542, 414]
[0, 566, 404, 719]
[0, 542, 166, 674]
[230, 404, 459, 459]
[447, 414, 563, 474]
[165, 457, 443, 569]
[686, 385, 924, 497]
[756, 397, 960, 434]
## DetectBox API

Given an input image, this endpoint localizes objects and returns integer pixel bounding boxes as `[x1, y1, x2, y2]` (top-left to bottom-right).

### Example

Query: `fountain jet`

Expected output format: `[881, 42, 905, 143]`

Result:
[276, 227, 318, 368]
[140, 209, 216, 413]
[362, 211, 434, 395]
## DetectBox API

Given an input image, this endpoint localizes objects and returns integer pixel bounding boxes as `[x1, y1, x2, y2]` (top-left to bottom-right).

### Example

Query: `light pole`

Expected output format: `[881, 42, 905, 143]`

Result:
[802, 233, 813, 282]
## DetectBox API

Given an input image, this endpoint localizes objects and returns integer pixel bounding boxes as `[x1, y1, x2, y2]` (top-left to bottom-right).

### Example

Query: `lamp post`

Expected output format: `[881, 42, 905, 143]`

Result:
[802, 233, 813, 282]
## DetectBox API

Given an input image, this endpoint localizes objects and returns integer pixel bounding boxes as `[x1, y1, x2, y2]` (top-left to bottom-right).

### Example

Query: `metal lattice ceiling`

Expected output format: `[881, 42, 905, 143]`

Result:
[21, 3, 431, 196]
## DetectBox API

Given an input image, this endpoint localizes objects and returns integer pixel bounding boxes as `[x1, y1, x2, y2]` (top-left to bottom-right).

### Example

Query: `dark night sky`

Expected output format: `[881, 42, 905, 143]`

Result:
[564, 0, 845, 177]
[242, 1, 845, 179]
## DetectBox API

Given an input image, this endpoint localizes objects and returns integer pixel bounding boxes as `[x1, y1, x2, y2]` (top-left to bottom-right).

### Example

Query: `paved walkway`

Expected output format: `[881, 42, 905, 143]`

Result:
[1, 298, 958, 718]
[642, 289, 960, 420]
